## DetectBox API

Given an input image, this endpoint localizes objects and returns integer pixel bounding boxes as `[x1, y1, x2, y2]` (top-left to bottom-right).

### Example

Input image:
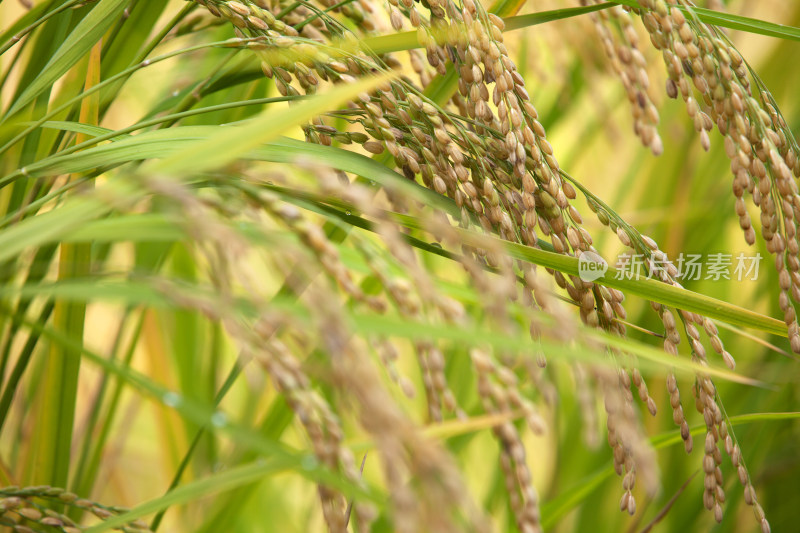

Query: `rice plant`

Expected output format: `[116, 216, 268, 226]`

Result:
[0, 0, 798, 532]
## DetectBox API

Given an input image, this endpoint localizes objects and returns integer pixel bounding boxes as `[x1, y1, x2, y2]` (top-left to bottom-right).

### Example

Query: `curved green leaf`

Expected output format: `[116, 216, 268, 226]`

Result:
[3, 0, 129, 118]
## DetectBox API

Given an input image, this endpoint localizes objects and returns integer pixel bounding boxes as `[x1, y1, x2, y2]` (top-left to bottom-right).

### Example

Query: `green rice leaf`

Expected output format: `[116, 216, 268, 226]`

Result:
[3, 0, 129, 118]
[612, 0, 800, 42]
[146, 74, 393, 175]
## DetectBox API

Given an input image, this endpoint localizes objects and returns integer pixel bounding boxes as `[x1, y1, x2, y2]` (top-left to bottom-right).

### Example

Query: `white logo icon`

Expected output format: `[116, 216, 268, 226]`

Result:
[578, 251, 608, 282]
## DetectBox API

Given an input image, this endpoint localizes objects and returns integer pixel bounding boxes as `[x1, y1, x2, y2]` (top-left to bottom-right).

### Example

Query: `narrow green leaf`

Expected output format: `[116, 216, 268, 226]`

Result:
[490, 0, 530, 18]
[0, 185, 129, 264]
[361, 4, 615, 54]
[407, 221, 787, 338]
[650, 411, 800, 448]
[612, 0, 800, 42]
[64, 214, 184, 242]
[0, 277, 753, 384]
[4, 0, 129, 118]
[542, 411, 800, 527]
[31, 120, 130, 140]
[83, 459, 298, 533]
[541, 467, 614, 529]
[147, 73, 393, 175]
[0, 0, 80, 58]
[503, 3, 614, 31]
